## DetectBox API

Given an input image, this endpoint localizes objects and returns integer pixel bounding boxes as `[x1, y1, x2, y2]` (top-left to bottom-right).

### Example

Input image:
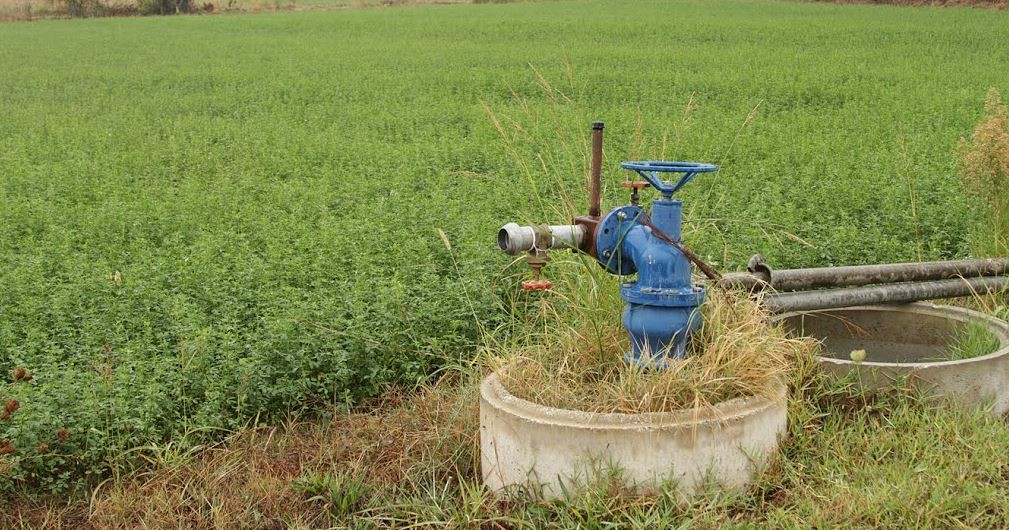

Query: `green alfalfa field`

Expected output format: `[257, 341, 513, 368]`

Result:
[2, 0, 1009, 526]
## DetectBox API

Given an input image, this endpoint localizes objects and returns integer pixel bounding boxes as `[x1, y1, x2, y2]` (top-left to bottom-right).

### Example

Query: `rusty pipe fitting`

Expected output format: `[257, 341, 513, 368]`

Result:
[589, 122, 603, 218]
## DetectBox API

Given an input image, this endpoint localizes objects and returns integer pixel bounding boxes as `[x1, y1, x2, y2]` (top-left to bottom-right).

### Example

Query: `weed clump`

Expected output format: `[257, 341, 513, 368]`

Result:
[496, 290, 816, 414]
[946, 320, 1001, 361]
[959, 88, 1009, 257]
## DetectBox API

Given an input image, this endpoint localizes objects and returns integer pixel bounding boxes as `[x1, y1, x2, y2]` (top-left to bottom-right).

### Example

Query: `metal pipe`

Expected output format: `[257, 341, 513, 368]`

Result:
[589, 121, 603, 218]
[720, 257, 1009, 292]
[763, 276, 1009, 314]
[497, 223, 585, 255]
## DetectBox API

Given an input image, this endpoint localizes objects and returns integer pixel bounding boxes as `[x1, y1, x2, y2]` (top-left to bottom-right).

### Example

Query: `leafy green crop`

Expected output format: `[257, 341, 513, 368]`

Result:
[0, 0, 1007, 493]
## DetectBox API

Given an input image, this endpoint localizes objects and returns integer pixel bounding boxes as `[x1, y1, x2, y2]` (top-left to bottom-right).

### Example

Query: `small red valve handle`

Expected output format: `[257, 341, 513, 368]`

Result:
[523, 249, 550, 292]
[622, 181, 650, 206]
[522, 279, 552, 291]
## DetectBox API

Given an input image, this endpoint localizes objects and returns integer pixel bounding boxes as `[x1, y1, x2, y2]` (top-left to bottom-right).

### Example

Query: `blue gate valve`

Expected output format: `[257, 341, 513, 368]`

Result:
[495, 123, 719, 369]
[594, 161, 717, 367]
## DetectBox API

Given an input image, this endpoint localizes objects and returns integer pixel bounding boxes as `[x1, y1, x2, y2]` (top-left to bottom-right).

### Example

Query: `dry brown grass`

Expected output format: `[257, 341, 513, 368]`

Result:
[959, 88, 1009, 257]
[496, 290, 815, 414]
[0, 378, 479, 529]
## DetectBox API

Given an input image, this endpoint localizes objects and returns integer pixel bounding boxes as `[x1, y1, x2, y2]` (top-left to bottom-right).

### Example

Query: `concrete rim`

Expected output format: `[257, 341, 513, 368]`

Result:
[483, 371, 786, 430]
[772, 302, 1009, 369]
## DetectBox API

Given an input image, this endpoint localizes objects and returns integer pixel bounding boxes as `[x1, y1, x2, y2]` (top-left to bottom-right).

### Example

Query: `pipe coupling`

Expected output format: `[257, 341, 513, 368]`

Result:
[497, 223, 585, 255]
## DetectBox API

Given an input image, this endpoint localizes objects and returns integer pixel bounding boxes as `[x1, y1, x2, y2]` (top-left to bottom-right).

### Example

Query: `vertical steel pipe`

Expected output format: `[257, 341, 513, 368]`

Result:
[589, 121, 603, 218]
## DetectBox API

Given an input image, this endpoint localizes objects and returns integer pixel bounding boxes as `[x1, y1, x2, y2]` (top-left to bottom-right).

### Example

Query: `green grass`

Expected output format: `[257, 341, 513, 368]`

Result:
[14, 350, 1009, 529]
[1, 0, 1009, 494]
[374, 377, 1009, 529]
[947, 320, 1001, 360]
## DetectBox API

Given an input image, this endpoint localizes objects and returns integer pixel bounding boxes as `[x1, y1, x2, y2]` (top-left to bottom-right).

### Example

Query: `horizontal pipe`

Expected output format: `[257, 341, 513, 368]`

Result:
[720, 258, 1009, 292]
[763, 276, 1009, 314]
[497, 223, 585, 255]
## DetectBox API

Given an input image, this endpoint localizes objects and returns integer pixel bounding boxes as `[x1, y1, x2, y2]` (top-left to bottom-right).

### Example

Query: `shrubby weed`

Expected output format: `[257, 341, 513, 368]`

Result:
[959, 88, 1009, 258]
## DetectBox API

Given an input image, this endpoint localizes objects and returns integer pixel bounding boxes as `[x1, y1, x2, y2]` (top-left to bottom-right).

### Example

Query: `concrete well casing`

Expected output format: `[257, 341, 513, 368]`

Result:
[480, 372, 786, 499]
[773, 303, 1009, 414]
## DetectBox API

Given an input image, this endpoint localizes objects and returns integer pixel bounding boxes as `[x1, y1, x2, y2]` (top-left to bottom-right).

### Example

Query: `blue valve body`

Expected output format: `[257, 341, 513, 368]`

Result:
[594, 161, 715, 367]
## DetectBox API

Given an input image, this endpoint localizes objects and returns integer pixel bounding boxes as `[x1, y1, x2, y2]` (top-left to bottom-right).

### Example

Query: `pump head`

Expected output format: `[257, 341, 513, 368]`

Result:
[494, 122, 718, 367]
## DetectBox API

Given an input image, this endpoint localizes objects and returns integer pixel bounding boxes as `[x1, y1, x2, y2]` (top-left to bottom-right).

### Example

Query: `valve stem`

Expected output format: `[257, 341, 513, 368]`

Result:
[522, 251, 552, 291]
[621, 181, 650, 207]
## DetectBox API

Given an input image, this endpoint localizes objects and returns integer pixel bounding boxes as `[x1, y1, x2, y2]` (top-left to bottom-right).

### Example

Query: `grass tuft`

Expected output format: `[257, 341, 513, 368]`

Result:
[496, 288, 816, 413]
[946, 320, 1001, 360]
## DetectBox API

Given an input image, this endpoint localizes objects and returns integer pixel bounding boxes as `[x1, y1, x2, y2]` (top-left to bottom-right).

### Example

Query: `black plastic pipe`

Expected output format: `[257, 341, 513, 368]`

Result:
[762, 275, 1009, 314]
[720, 257, 1009, 292]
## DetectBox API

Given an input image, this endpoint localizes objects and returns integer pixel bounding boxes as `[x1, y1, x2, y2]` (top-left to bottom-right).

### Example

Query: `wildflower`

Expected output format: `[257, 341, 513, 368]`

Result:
[57, 427, 69, 441]
[36, 443, 48, 454]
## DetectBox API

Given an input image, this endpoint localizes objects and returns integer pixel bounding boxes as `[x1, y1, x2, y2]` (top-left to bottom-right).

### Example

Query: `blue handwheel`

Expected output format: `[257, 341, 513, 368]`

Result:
[620, 161, 717, 199]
